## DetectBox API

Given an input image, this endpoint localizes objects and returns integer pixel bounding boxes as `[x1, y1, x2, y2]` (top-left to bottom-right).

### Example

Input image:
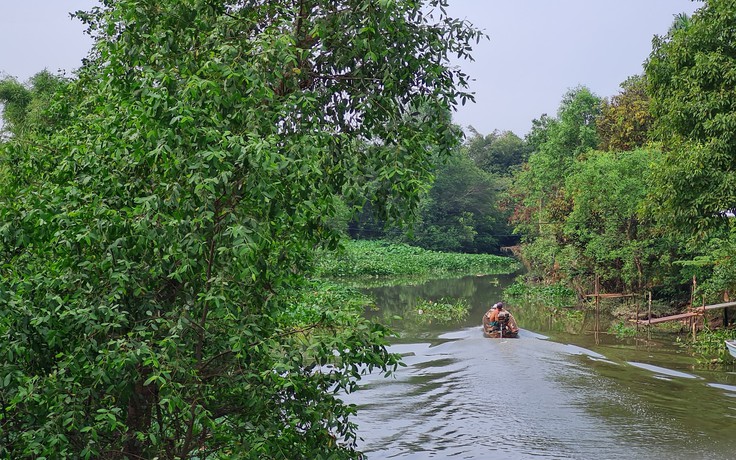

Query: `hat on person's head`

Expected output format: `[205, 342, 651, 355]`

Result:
[494, 302, 504, 309]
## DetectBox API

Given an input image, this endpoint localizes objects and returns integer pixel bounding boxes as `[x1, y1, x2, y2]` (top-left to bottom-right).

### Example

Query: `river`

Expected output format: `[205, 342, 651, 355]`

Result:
[343, 274, 736, 459]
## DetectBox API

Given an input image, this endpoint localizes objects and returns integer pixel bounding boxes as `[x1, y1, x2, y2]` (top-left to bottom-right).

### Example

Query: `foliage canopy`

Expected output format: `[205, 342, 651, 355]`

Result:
[647, 1, 736, 233]
[596, 75, 652, 152]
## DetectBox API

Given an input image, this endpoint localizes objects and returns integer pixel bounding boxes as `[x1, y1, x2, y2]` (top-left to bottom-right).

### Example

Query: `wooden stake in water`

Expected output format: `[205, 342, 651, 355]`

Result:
[595, 275, 600, 345]
[648, 291, 652, 340]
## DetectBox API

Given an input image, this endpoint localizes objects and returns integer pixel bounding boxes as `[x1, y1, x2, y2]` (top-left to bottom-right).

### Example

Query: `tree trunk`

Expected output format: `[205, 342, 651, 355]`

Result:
[123, 365, 158, 458]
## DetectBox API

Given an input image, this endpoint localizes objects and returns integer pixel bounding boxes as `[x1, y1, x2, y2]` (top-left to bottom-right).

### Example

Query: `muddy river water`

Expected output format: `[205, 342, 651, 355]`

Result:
[343, 274, 736, 459]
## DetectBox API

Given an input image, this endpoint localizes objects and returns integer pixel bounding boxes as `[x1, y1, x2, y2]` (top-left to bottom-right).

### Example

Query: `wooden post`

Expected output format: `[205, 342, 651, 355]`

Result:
[725, 291, 731, 327]
[692, 319, 697, 341]
[647, 291, 652, 340]
[689, 276, 696, 338]
[636, 297, 640, 332]
[595, 275, 600, 345]
[692, 295, 703, 341]
[690, 275, 696, 306]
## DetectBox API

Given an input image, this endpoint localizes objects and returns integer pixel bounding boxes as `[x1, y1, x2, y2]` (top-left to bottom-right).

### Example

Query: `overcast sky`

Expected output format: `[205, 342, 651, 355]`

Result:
[1, 1, 703, 136]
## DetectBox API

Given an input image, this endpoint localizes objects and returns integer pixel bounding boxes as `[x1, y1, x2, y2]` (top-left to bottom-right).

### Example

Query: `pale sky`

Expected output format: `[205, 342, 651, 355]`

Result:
[1, 1, 703, 136]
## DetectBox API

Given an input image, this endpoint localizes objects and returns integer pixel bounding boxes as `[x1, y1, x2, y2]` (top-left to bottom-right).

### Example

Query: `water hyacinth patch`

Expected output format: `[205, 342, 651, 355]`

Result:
[318, 240, 517, 280]
[405, 298, 470, 325]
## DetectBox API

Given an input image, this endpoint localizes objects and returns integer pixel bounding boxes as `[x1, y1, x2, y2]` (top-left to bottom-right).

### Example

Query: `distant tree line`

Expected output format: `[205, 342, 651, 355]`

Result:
[345, 128, 529, 254]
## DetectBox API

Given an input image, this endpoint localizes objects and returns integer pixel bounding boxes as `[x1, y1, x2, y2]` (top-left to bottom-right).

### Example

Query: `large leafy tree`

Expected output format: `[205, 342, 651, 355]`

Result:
[646, 2, 735, 233]
[646, 3, 736, 301]
[563, 149, 679, 292]
[0, 1, 483, 458]
[509, 87, 601, 280]
[510, 87, 601, 238]
[511, 90, 690, 294]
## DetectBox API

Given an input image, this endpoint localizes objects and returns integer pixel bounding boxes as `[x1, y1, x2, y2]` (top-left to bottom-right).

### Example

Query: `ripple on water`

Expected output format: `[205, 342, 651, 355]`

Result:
[626, 361, 700, 380]
[707, 382, 736, 396]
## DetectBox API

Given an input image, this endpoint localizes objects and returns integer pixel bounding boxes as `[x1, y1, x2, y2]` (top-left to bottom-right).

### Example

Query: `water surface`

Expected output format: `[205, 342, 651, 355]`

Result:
[346, 275, 736, 459]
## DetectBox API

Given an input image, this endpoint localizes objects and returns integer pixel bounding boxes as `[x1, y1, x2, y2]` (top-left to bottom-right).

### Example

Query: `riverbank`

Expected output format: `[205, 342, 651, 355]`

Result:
[502, 277, 736, 365]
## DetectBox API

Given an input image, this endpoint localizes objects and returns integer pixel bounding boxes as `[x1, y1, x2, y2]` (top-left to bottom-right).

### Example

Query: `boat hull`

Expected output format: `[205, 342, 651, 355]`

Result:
[483, 328, 519, 339]
[482, 318, 518, 338]
[726, 340, 736, 359]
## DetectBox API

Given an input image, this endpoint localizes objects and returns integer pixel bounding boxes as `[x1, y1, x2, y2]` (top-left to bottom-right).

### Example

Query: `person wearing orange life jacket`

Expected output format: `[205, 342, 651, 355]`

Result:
[484, 302, 518, 333]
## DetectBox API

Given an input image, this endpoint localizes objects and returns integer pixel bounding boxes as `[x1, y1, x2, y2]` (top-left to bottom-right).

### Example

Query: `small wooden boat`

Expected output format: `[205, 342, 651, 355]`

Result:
[482, 310, 519, 339]
[726, 340, 736, 359]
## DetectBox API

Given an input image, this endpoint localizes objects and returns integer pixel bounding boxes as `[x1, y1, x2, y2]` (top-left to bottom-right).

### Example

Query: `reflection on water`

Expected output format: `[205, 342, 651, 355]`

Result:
[346, 275, 736, 459]
[364, 274, 518, 337]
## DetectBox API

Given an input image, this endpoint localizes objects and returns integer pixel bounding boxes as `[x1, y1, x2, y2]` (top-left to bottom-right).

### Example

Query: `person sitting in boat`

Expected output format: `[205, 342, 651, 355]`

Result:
[485, 302, 519, 333]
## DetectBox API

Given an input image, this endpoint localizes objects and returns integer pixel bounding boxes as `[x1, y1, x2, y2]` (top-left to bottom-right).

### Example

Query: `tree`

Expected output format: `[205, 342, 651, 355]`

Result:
[0, 71, 69, 139]
[596, 75, 653, 152]
[524, 113, 554, 152]
[510, 87, 601, 238]
[465, 128, 529, 175]
[0, 77, 30, 138]
[646, 2, 736, 233]
[563, 149, 673, 292]
[0, 1, 484, 458]
[410, 149, 507, 253]
[646, 3, 736, 301]
[509, 87, 601, 280]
